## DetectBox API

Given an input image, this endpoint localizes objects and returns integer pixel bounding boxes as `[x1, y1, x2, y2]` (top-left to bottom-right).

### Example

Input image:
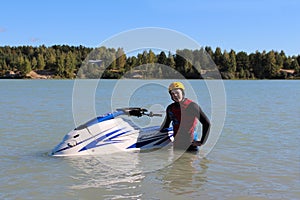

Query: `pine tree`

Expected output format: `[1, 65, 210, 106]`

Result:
[56, 53, 65, 77]
[116, 48, 126, 69]
[264, 51, 280, 78]
[291, 58, 299, 74]
[157, 51, 167, 65]
[37, 54, 45, 70]
[214, 47, 223, 69]
[252, 51, 263, 78]
[236, 51, 249, 77]
[31, 57, 37, 70]
[148, 50, 156, 63]
[167, 52, 176, 69]
[229, 50, 237, 75]
[65, 52, 76, 78]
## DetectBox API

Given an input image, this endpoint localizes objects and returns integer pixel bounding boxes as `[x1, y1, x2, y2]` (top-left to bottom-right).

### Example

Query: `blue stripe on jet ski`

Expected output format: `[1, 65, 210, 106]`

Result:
[104, 130, 130, 141]
[52, 127, 129, 154]
[79, 129, 121, 152]
[127, 134, 167, 149]
[127, 138, 157, 148]
[87, 111, 125, 127]
[76, 127, 120, 147]
[53, 145, 71, 153]
[79, 129, 130, 152]
[75, 111, 125, 130]
[153, 135, 170, 145]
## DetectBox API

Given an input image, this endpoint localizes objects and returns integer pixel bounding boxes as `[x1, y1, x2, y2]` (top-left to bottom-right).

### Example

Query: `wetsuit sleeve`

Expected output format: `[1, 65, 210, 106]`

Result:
[160, 106, 172, 131]
[189, 102, 211, 145]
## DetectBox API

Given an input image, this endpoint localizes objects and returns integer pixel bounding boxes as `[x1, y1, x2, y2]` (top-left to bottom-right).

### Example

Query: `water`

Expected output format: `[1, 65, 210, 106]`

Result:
[0, 80, 299, 200]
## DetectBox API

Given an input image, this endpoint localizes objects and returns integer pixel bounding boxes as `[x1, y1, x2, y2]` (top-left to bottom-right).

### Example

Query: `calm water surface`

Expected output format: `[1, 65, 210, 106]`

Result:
[0, 80, 299, 200]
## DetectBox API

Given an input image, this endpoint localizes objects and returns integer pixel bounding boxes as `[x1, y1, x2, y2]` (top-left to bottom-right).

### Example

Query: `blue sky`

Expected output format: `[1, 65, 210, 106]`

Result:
[0, 0, 299, 55]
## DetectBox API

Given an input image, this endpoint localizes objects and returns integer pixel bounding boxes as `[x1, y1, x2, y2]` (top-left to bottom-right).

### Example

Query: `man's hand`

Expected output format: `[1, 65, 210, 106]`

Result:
[192, 140, 202, 146]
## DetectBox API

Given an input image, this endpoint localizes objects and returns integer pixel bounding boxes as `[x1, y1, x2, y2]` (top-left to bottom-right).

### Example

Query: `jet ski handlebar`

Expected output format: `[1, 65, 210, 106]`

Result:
[117, 107, 162, 118]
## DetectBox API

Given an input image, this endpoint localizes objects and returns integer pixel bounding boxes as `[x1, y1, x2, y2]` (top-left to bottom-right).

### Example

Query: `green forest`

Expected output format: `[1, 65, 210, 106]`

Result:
[0, 45, 299, 79]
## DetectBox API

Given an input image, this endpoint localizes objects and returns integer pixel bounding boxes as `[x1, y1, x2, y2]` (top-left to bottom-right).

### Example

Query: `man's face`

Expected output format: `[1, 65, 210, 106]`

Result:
[170, 88, 184, 102]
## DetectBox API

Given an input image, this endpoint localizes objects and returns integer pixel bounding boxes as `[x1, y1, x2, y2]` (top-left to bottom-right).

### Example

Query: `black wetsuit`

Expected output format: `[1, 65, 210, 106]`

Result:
[161, 98, 211, 151]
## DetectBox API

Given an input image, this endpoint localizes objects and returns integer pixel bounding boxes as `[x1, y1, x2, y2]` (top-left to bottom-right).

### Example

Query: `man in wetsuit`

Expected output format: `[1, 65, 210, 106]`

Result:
[160, 82, 211, 151]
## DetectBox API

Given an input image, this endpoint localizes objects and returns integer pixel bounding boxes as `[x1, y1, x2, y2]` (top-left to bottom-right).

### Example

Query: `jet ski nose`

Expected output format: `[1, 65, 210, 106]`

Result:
[52, 139, 76, 156]
[51, 149, 58, 156]
[51, 142, 66, 156]
[51, 130, 81, 156]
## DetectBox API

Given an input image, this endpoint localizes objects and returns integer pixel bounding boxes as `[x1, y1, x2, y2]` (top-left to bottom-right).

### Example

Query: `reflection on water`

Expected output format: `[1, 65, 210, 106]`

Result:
[66, 150, 209, 199]
[67, 152, 143, 189]
[160, 152, 209, 196]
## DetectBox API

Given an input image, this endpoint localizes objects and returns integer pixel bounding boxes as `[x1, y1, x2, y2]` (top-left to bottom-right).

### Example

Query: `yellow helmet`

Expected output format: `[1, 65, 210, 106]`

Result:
[168, 82, 185, 91]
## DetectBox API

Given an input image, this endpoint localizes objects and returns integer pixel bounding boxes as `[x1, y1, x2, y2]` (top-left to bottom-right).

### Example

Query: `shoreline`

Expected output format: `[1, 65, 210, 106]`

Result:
[0, 69, 299, 80]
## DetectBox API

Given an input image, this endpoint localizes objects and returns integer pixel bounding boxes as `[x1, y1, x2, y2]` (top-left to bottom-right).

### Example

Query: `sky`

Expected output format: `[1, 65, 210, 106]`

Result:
[0, 0, 299, 55]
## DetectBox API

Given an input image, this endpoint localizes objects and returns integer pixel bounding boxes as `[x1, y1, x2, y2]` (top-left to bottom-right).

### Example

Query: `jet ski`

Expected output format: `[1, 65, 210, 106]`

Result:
[51, 108, 174, 156]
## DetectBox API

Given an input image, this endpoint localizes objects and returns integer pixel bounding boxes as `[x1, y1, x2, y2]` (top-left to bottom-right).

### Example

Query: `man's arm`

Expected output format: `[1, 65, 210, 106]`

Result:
[160, 107, 171, 132]
[190, 102, 211, 145]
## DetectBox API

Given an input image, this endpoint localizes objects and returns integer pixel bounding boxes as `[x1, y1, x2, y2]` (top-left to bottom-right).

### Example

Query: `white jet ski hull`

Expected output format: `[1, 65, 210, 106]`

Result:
[52, 108, 173, 156]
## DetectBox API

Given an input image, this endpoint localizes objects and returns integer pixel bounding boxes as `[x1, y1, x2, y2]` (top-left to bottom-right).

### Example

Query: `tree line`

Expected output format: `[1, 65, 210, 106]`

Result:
[0, 45, 299, 79]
